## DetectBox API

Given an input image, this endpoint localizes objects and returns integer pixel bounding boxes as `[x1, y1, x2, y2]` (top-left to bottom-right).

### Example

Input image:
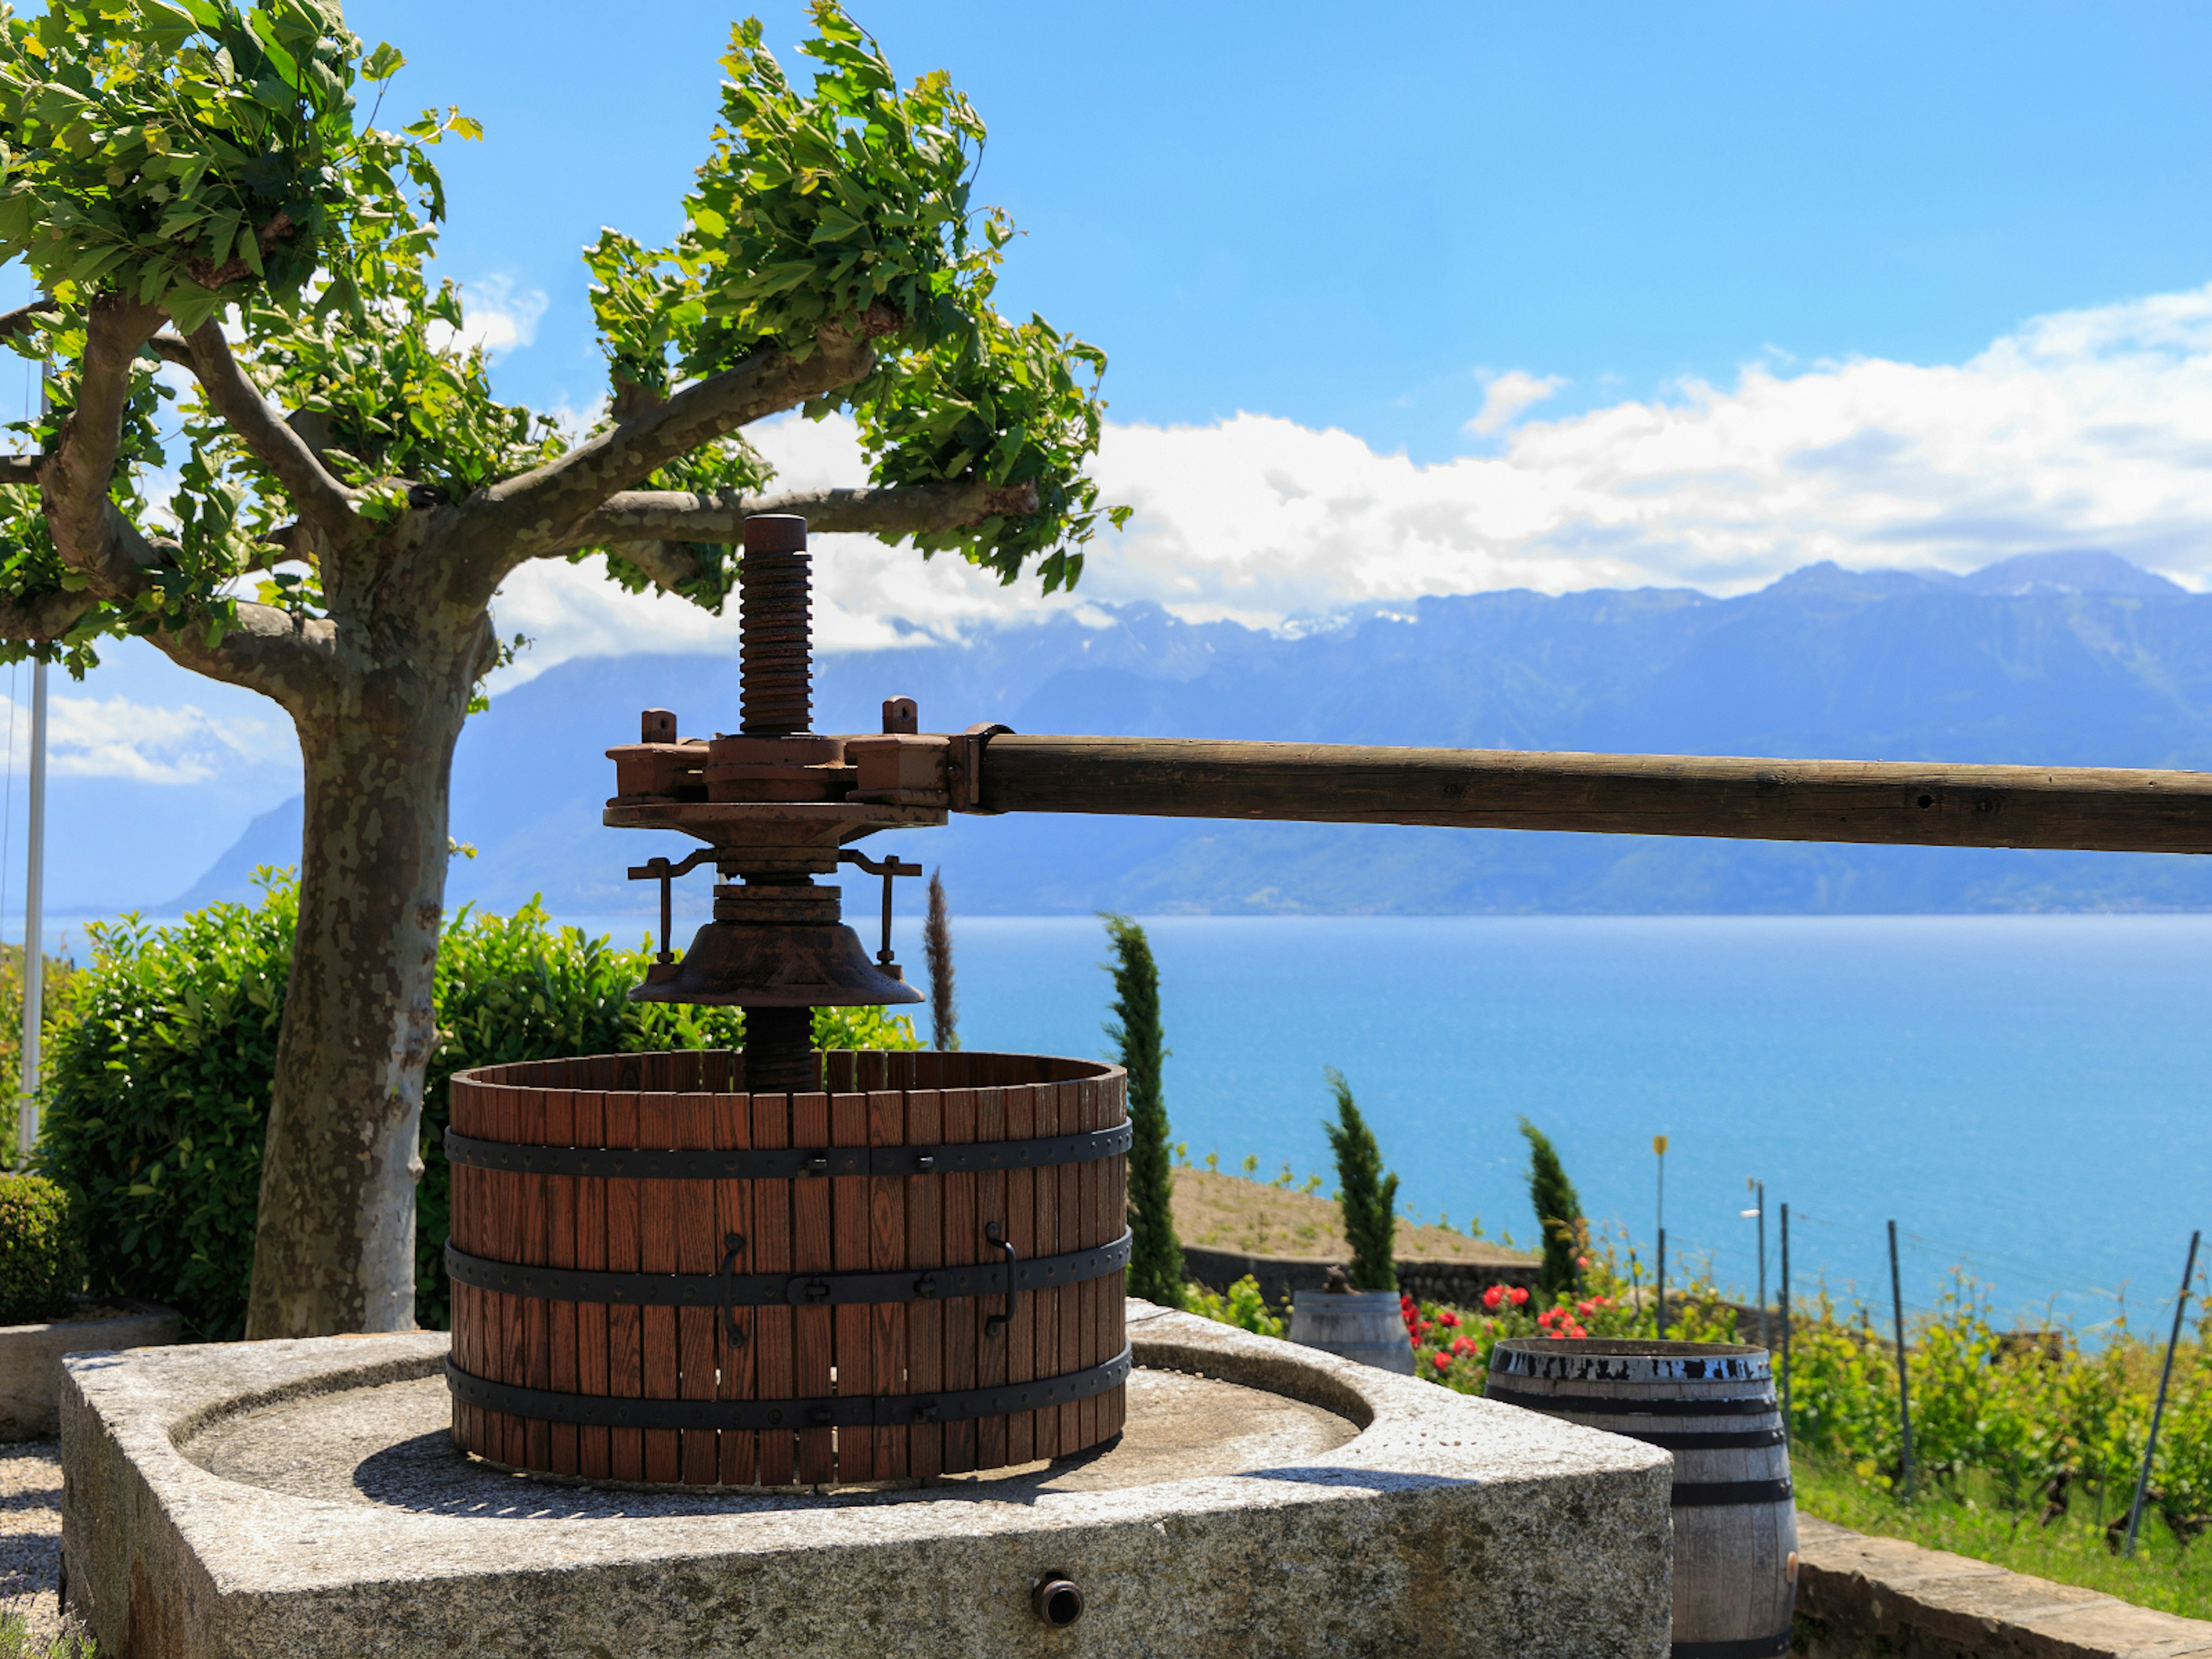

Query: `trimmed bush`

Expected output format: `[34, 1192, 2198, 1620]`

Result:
[39, 873, 920, 1338]
[0, 1175, 82, 1325]
[1103, 913, 1182, 1308]
[1517, 1116, 1585, 1298]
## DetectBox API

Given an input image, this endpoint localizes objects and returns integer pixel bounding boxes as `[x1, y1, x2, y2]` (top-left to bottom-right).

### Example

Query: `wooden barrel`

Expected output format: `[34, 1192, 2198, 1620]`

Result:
[1487, 1339, 1796, 1659]
[444, 1048, 1129, 1487]
[1286, 1289, 1416, 1373]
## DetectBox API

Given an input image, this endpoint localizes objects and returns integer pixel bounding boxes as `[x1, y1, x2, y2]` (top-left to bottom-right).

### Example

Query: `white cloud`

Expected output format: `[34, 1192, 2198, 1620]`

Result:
[488, 279, 2212, 680]
[431, 274, 550, 358]
[0, 694, 285, 784]
[1464, 369, 1566, 434]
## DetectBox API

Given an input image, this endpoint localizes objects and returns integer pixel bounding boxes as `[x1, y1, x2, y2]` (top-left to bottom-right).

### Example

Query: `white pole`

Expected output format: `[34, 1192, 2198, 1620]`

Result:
[16, 658, 44, 1161]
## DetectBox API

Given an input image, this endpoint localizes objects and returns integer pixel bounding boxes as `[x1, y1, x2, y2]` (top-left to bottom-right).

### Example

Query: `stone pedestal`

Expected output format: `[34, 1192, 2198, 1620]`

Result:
[61, 1301, 1671, 1658]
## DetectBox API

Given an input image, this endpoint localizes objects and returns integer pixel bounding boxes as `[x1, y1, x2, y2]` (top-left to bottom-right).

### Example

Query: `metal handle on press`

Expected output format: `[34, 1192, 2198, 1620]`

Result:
[985, 1221, 1016, 1338]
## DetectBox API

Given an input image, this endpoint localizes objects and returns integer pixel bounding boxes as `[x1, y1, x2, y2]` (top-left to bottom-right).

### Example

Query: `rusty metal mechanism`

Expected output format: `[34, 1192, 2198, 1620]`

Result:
[608, 515, 2212, 1075]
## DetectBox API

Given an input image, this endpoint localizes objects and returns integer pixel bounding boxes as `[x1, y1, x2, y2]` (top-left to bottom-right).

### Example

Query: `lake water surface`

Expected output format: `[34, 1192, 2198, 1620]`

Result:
[426, 907, 2212, 1338]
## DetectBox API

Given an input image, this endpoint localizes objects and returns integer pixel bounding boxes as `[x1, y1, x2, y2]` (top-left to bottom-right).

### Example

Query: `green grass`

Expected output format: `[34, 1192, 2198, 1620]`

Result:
[1795, 1453, 2212, 1622]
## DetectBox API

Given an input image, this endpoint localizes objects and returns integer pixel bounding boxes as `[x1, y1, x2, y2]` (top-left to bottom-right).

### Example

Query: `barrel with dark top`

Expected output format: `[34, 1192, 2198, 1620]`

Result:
[1487, 1339, 1796, 1658]
[445, 1048, 1129, 1487]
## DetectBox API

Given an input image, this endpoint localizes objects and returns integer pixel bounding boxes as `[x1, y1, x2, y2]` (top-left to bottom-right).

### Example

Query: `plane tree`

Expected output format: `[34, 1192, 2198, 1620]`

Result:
[0, 0, 1118, 1336]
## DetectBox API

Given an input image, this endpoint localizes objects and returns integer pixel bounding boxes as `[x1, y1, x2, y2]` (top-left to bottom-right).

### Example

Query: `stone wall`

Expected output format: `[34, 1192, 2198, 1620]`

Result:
[1792, 1515, 2212, 1658]
[1181, 1244, 1539, 1309]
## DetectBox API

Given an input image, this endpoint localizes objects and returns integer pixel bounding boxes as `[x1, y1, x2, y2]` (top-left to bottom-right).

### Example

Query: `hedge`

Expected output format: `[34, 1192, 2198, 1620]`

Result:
[0, 1175, 82, 1325]
[38, 872, 919, 1337]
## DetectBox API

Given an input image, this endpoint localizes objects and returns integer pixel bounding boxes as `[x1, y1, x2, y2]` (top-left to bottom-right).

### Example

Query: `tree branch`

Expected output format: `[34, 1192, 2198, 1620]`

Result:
[470, 309, 894, 563]
[44, 295, 164, 589]
[558, 478, 1040, 556]
[0, 456, 39, 487]
[145, 598, 338, 713]
[146, 332, 197, 372]
[0, 589, 103, 642]
[0, 299, 55, 343]
[183, 320, 359, 541]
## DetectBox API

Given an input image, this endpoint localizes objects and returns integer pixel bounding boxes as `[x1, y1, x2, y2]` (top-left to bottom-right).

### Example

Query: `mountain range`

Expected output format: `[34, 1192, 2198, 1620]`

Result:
[173, 550, 2212, 917]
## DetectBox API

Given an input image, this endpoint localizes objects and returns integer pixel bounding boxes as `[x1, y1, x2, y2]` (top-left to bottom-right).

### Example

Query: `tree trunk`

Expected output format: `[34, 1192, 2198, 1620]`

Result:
[244, 643, 475, 1338]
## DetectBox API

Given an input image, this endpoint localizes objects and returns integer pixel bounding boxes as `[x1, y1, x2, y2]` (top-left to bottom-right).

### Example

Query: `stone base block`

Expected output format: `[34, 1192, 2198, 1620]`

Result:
[62, 1300, 1670, 1658]
[0, 1300, 180, 1441]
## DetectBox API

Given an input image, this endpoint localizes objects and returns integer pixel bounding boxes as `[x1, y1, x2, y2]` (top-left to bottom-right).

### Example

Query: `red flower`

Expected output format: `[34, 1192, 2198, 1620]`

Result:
[1451, 1336, 1476, 1355]
[1509, 1286, 1530, 1306]
[1434, 1351, 1453, 1371]
[1482, 1285, 1505, 1310]
[1568, 1324, 1588, 1339]
[1577, 1255, 1590, 1269]
[1546, 1328, 1564, 1340]
[1577, 1300, 1596, 1317]
[1438, 1310, 1461, 1328]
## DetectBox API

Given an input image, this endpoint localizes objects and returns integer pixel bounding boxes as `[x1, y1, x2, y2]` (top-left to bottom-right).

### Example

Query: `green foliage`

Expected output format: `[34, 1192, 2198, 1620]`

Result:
[0, 1173, 82, 1324]
[37, 873, 920, 1338]
[1517, 1116, 1584, 1298]
[1102, 913, 1179, 1308]
[37, 877, 294, 1337]
[1183, 1274, 1285, 1340]
[1322, 1067, 1397, 1292]
[579, 4, 1122, 596]
[0, 1603, 94, 1659]
[0, 0, 464, 331]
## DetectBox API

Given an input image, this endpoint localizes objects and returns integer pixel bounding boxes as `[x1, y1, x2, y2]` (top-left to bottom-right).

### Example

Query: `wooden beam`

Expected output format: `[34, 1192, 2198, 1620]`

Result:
[975, 737, 2212, 855]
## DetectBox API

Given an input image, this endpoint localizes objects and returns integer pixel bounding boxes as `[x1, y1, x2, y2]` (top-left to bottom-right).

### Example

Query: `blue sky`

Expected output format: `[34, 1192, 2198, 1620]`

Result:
[347, 1, 2212, 460]
[17, 1, 2212, 909]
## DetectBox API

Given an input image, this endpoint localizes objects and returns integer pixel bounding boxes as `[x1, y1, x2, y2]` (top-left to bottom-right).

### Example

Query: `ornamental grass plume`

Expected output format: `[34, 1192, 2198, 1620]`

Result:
[924, 869, 958, 1051]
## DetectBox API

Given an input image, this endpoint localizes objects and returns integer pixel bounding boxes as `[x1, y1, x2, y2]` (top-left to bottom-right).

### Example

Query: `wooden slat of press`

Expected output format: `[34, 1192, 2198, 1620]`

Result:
[1002, 1081, 1037, 1465]
[824, 1048, 856, 1094]
[1055, 1078, 1086, 1453]
[574, 1090, 611, 1480]
[792, 1088, 836, 1486]
[714, 1088, 756, 1486]
[604, 1088, 645, 1482]
[911, 1051, 942, 1092]
[868, 1081, 908, 1479]
[974, 1084, 1009, 1471]
[676, 1088, 719, 1485]
[447, 1077, 481, 1459]
[544, 1086, 581, 1478]
[638, 1089, 682, 1484]
[831, 1080, 874, 1483]
[488, 1083, 527, 1468]
[521, 1087, 554, 1473]
[1076, 1074, 1104, 1450]
[904, 1086, 944, 1479]
[940, 1083, 979, 1474]
[751, 1093, 796, 1487]
[1104, 1071, 1129, 1439]
[1029, 1075, 1062, 1462]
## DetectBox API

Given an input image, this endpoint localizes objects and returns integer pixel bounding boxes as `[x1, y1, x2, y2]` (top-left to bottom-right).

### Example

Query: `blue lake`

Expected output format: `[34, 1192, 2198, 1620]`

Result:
[728, 911, 2209, 1338]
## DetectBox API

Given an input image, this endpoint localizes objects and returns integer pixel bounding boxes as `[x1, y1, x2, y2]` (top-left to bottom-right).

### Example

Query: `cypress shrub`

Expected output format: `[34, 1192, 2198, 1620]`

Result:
[39, 873, 919, 1338]
[0, 1175, 82, 1325]
[1324, 1067, 1399, 1291]
[1518, 1116, 1585, 1298]
[1103, 914, 1181, 1307]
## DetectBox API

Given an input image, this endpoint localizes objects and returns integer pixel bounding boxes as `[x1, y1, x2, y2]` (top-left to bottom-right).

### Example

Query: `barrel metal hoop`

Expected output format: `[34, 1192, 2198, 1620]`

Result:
[445, 1230, 1130, 1309]
[1618, 1426, 1788, 1452]
[444, 1121, 1131, 1181]
[1671, 1633, 1794, 1659]
[1671, 1478, 1794, 1508]
[1483, 1384, 1779, 1417]
[444, 1344, 1133, 1431]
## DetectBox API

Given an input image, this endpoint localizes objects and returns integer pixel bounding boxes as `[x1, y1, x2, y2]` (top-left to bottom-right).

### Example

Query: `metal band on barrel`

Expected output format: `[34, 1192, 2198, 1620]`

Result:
[1671, 1633, 1795, 1658]
[444, 1230, 1131, 1309]
[444, 1344, 1133, 1431]
[1483, 1384, 1779, 1417]
[443, 1121, 1131, 1181]
[1615, 1426, 1787, 1451]
[1669, 1478, 1794, 1507]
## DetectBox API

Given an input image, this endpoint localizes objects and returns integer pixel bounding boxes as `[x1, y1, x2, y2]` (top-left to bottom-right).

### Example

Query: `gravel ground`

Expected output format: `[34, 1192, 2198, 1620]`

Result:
[0, 1440, 63, 1643]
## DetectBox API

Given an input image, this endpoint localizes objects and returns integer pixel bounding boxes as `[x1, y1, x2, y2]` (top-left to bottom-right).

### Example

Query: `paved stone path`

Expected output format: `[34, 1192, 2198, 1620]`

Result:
[0, 1440, 63, 1643]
